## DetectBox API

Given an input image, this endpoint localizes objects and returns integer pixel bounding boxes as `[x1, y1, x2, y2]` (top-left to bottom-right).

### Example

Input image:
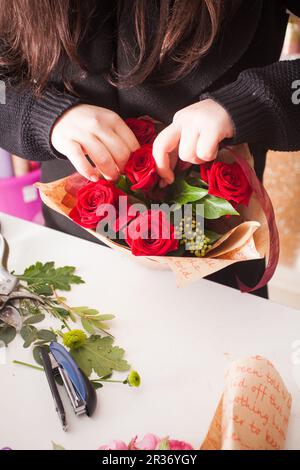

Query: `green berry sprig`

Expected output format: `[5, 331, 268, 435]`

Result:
[175, 216, 212, 257]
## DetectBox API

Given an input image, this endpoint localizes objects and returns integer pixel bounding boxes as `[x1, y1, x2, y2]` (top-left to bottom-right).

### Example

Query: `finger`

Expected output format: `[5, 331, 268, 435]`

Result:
[153, 124, 181, 183]
[83, 138, 120, 181]
[178, 128, 202, 164]
[114, 119, 140, 152]
[196, 130, 219, 162]
[96, 130, 131, 173]
[63, 141, 99, 182]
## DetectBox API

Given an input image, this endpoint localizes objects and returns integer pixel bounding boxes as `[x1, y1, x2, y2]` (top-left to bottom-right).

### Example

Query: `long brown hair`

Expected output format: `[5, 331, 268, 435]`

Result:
[0, 0, 232, 93]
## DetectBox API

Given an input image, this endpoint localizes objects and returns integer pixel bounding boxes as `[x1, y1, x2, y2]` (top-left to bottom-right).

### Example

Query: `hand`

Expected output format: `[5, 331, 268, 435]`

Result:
[51, 104, 140, 181]
[152, 99, 234, 186]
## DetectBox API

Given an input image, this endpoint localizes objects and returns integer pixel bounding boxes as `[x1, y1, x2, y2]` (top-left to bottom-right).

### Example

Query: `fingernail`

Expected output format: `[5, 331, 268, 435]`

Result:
[90, 175, 98, 182]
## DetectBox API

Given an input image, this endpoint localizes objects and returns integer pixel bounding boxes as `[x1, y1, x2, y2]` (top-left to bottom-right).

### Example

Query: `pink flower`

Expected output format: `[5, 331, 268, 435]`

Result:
[132, 434, 160, 450]
[98, 440, 128, 450]
[168, 440, 194, 450]
[99, 434, 194, 451]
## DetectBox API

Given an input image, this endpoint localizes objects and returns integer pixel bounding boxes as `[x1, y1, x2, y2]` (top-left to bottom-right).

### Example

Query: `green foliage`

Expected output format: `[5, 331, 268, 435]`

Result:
[171, 178, 208, 205]
[0, 324, 16, 345]
[116, 175, 132, 194]
[71, 335, 130, 377]
[203, 195, 239, 220]
[17, 262, 84, 294]
[73, 307, 115, 335]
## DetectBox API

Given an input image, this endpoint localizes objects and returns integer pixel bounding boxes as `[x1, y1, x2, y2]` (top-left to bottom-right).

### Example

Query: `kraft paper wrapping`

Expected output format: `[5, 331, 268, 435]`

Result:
[37, 145, 268, 286]
[200, 356, 292, 450]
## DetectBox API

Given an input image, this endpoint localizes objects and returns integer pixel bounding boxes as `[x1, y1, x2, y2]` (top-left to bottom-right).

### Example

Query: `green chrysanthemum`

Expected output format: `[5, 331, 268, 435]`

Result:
[63, 329, 87, 350]
[127, 370, 141, 388]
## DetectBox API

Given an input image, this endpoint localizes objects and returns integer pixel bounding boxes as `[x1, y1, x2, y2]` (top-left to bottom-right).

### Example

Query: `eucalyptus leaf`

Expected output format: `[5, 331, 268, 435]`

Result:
[20, 325, 38, 348]
[23, 314, 45, 325]
[37, 330, 57, 342]
[33, 345, 49, 366]
[0, 325, 16, 346]
[203, 195, 239, 220]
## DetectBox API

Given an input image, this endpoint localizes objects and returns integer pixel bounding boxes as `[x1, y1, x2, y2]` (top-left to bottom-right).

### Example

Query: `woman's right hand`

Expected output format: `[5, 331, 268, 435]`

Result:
[51, 104, 140, 182]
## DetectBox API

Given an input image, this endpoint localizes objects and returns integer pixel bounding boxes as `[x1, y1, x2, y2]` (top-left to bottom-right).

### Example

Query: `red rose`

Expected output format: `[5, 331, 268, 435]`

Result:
[69, 180, 123, 229]
[200, 162, 212, 183]
[124, 144, 159, 192]
[126, 118, 157, 146]
[201, 161, 253, 206]
[125, 210, 179, 256]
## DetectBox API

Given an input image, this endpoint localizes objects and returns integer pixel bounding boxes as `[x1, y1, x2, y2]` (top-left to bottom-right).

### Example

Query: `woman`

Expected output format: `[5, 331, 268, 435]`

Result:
[0, 0, 299, 297]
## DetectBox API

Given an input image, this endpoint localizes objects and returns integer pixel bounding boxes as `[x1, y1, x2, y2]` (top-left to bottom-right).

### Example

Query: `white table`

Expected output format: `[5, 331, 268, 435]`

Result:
[0, 212, 300, 450]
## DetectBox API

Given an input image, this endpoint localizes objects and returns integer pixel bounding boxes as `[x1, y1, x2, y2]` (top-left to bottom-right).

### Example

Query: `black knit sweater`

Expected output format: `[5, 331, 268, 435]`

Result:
[0, 0, 300, 295]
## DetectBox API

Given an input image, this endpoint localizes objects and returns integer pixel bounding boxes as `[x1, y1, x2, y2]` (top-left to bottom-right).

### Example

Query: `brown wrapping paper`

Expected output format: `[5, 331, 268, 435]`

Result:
[200, 356, 292, 450]
[37, 145, 268, 286]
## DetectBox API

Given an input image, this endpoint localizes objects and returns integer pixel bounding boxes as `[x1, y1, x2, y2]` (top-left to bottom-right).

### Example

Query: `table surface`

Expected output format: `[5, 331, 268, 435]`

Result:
[1, 212, 300, 450]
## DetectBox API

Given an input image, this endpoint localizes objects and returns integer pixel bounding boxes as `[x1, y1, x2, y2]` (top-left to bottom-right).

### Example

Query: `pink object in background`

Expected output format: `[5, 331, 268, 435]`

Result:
[0, 169, 42, 222]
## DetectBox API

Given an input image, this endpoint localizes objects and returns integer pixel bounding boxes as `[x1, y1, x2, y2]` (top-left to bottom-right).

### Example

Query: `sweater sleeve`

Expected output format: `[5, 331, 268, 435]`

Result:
[201, 59, 300, 151]
[0, 81, 80, 161]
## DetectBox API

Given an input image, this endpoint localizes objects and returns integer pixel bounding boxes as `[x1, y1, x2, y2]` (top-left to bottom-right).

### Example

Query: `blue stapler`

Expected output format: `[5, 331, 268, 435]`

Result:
[40, 342, 97, 431]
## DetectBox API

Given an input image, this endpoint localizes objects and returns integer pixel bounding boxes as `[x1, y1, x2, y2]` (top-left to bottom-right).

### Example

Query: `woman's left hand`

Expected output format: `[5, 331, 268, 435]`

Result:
[152, 99, 234, 186]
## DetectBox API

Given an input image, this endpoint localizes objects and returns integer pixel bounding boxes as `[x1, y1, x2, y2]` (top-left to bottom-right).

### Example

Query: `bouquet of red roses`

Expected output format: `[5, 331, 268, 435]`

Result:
[38, 117, 279, 292]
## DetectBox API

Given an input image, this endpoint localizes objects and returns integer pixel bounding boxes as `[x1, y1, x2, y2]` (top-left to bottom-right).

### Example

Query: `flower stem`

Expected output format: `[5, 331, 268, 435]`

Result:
[93, 378, 126, 384]
[13, 360, 44, 371]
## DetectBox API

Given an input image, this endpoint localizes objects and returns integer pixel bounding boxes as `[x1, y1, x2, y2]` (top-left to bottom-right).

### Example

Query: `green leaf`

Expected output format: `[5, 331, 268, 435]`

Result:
[52, 307, 70, 319]
[72, 307, 115, 321]
[171, 178, 208, 205]
[72, 307, 100, 317]
[20, 325, 38, 348]
[96, 314, 115, 321]
[187, 176, 209, 188]
[203, 195, 239, 220]
[116, 175, 132, 194]
[23, 314, 45, 325]
[100, 373, 112, 380]
[92, 381, 103, 390]
[70, 335, 130, 378]
[33, 345, 49, 366]
[165, 244, 186, 257]
[17, 262, 84, 292]
[37, 330, 57, 342]
[74, 307, 114, 333]
[0, 325, 16, 346]
[81, 318, 95, 335]
[32, 285, 53, 297]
